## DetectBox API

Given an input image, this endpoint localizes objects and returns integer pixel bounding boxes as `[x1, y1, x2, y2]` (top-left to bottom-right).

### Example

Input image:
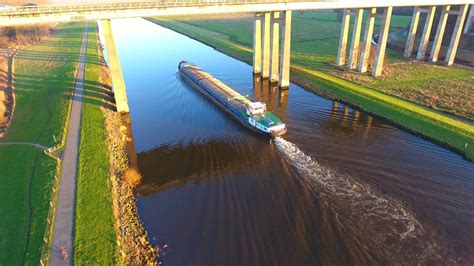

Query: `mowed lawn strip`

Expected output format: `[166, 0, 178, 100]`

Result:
[4, 23, 84, 146]
[149, 17, 474, 160]
[74, 23, 117, 264]
[0, 22, 85, 265]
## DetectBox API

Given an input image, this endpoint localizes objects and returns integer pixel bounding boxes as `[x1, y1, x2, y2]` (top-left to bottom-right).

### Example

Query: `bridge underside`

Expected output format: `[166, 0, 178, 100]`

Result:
[0, 0, 471, 27]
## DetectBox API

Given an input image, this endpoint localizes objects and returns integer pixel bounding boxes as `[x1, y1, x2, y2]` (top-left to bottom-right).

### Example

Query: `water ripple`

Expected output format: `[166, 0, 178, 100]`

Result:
[273, 137, 464, 264]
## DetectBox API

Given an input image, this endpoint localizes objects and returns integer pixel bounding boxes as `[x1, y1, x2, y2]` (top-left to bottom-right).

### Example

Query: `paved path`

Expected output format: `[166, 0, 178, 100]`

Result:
[0, 141, 49, 150]
[50, 23, 88, 266]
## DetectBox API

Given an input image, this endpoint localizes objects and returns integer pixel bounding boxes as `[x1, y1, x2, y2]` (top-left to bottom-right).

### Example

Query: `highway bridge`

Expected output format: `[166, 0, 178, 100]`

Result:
[0, 0, 472, 113]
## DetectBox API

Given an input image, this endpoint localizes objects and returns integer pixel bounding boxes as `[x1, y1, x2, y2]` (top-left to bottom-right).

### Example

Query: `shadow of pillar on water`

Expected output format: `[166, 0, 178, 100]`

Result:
[330, 101, 339, 123]
[362, 115, 373, 141]
[330, 100, 374, 138]
[352, 110, 360, 130]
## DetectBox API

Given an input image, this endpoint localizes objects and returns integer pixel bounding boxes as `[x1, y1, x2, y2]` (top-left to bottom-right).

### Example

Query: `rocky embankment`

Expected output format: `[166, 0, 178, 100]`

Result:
[98, 44, 157, 264]
[103, 107, 157, 264]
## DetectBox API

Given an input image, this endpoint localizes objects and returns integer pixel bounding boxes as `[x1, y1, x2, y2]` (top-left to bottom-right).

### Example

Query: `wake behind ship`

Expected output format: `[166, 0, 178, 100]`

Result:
[179, 61, 287, 137]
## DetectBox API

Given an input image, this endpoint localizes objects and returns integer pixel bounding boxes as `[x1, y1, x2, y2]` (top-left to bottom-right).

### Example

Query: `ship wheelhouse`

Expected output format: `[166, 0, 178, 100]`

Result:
[246, 102, 266, 116]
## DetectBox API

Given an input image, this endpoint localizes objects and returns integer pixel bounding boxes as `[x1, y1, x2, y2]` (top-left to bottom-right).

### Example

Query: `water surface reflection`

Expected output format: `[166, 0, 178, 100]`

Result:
[104, 18, 474, 265]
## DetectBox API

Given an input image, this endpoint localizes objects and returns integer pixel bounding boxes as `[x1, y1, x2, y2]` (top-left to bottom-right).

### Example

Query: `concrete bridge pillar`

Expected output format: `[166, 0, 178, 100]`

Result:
[446, 4, 469, 66]
[336, 9, 351, 66]
[404, 7, 421, 57]
[279, 10, 292, 89]
[372, 6, 393, 77]
[416, 6, 436, 60]
[430, 5, 451, 62]
[270, 12, 280, 83]
[359, 8, 377, 73]
[100, 19, 129, 113]
[464, 5, 474, 34]
[253, 13, 263, 74]
[348, 8, 364, 69]
[262, 12, 271, 78]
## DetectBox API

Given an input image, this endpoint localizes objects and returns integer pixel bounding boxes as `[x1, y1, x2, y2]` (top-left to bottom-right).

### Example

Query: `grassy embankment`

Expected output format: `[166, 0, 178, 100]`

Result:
[73, 24, 118, 264]
[74, 23, 156, 264]
[0, 22, 84, 265]
[149, 12, 474, 160]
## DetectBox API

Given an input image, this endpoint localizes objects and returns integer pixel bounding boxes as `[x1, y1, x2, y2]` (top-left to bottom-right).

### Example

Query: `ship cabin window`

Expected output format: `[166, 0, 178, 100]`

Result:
[246, 102, 266, 116]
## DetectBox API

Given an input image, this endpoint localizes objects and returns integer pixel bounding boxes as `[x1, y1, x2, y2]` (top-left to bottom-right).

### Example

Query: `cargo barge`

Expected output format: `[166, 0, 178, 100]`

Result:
[179, 61, 287, 137]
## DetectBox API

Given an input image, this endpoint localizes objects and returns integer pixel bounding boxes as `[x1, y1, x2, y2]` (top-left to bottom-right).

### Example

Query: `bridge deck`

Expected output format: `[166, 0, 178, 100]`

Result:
[0, 0, 471, 26]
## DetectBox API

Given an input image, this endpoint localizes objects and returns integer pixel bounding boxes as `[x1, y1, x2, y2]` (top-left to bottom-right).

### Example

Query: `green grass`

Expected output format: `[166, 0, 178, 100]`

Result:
[0, 146, 56, 265]
[149, 15, 474, 160]
[0, 22, 85, 265]
[162, 10, 473, 119]
[291, 67, 473, 157]
[356, 63, 474, 119]
[74, 23, 117, 264]
[5, 23, 84, 146]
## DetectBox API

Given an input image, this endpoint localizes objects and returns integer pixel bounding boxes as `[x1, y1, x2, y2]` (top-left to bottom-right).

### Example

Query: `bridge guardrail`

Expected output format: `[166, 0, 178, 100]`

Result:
[0, 1, 300, 16]
[0, 0, 471, 18]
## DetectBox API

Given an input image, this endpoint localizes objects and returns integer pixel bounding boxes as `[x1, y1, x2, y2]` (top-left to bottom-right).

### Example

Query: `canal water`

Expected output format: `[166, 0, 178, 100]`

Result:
[101, 18, 474, 265]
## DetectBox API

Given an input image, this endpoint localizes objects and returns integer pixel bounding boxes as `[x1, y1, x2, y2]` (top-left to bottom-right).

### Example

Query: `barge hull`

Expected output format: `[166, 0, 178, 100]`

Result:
[179, 64, 270, 136]
[179, 62, 286, 137]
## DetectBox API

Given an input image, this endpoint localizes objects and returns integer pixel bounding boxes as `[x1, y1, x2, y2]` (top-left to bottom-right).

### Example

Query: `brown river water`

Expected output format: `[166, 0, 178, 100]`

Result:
[100, 18, 474, 265]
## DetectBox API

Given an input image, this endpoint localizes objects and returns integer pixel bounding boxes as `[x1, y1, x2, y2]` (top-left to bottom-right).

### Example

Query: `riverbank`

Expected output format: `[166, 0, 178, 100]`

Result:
[0, 22, 84, 265]
[73, 22, 156, 264]
[148, 17, 474, 161]
[103, 110, 157, 264]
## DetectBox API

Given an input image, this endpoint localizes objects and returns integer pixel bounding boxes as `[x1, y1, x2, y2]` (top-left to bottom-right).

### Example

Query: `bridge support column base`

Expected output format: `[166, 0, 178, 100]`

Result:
[348, 9, 363, 69]
[359, 8, 376, 73]
[372, 6, 393, 77]
[445, 4, 469, 66]
[404, 7, 420, 57]
[115, 102, 130, 114]
[269, 78, 279, 85]
[336, 9, 351, 66]
[430, 6, 450, 62]
[416, 6, 436, 61]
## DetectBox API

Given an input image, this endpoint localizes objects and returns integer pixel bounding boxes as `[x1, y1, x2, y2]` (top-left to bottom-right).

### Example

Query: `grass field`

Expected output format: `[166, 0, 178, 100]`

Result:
[149, 13, 474, 160]
[0, 146, 56, 264]
[0, 22, 84, 265]
[5, 23, 84, 145]
[165, 11, 473, 119]
[73, 23, 117, 264]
